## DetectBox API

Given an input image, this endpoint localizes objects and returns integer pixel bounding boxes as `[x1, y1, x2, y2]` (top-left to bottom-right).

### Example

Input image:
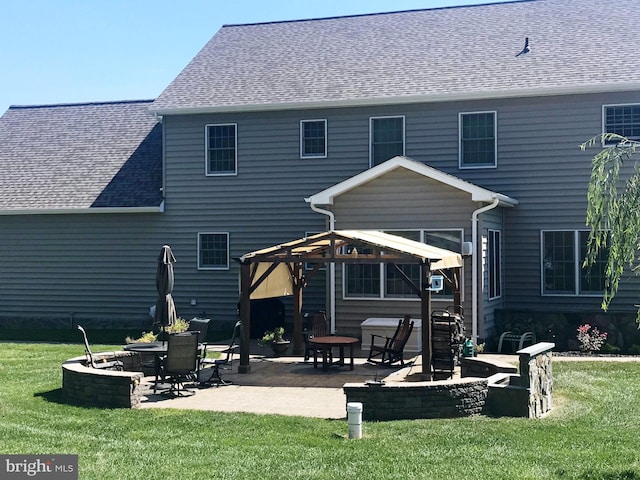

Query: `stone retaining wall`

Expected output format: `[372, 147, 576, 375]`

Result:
[343, 377, 488, 421]
[460, 356, 518, 377]
[62, 351, 144, 408]
[485, 342, 554, 418]
[520, 342, 554, 417]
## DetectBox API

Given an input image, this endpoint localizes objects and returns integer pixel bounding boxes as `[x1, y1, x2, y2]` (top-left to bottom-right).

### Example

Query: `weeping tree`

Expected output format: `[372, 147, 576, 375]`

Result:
[581, 133, 640, 320]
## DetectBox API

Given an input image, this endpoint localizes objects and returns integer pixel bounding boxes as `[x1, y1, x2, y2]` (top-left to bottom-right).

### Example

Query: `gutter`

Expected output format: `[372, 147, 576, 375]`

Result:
[0, 203, 164, 215]
[149, 83, 640, 116]
[471, 197, 500, 344]
[305, 198, 337, 333]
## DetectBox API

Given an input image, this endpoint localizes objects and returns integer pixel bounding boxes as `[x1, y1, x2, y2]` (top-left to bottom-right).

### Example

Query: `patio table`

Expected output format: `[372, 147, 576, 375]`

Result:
[123, 342, 168, 389]
[123, 341, 202, 391]
[309, 336, 359, 371]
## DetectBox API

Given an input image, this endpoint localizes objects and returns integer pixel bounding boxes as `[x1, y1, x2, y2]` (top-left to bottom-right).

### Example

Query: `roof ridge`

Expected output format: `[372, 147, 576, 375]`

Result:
[221, 0, 535, 28]
[9, 99, 156, 110]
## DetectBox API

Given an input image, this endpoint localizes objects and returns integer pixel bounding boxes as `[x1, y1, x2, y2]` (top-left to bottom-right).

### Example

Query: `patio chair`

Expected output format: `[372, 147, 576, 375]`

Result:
[198, 320, 241, 387]
[158, 331, 200, 396]
[77, 325, 124, 371]
[188, 317, 211, 344]
[188, 317, 211, 365]
[303, 310, 330, 361]
[367, 315, 414, 366]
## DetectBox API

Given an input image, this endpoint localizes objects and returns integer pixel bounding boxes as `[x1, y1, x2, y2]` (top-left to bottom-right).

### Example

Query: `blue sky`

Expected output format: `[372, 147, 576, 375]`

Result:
[0, 0, 512, 114]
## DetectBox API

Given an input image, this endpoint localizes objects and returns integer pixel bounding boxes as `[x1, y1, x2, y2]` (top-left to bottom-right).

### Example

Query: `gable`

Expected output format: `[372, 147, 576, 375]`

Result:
[0, 100, 163, 213]
[306, 156, 518, 207]
[152, 0, 640, 114]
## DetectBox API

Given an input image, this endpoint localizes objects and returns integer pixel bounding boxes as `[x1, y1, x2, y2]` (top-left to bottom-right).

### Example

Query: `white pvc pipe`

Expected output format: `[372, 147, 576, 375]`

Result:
[346, 402, 363, 439]
[471, 197, 500, 344]
[307, 201, 337, 333]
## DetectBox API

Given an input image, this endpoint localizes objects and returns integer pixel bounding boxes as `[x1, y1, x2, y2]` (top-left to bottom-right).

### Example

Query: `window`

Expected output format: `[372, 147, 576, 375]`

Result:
[370, 116, 404, 167]
[603, 104, 640, 145]
[459, 111, 497, 168]
[198, 232, 229, 270]
[488, 230, 502, 299]
[384, 230, 421, 298]
[344, 229, 463, 299]
[304, 231, 325, 271]
[541, 230, 608, 295]
[206, 124, 237, 175]
[345, 250, 381, 298]
[300, 120, 327, 158]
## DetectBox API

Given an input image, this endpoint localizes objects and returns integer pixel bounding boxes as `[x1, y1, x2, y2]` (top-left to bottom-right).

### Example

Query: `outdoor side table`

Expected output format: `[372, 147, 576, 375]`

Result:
[309, 336, 359, 371]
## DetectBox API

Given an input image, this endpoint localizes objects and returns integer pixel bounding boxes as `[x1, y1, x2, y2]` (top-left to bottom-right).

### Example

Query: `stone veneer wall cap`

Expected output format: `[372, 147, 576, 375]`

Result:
[517, 342, 555, 356]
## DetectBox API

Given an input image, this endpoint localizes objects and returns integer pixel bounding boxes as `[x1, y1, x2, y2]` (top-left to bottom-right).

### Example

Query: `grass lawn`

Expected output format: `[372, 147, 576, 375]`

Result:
[1, 342, 640, 479]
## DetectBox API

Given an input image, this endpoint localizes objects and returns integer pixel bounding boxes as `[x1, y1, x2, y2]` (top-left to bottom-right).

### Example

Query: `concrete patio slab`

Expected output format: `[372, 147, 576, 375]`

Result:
[138, 353, 416, 419]
[136, 352, 637, 419]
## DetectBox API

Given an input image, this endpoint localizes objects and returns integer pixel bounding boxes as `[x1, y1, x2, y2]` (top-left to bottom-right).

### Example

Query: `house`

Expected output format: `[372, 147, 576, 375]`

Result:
[1, 0, 640, 349]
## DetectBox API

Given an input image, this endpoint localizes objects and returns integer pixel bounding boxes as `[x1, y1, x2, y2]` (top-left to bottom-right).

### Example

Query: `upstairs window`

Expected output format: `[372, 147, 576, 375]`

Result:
[198, 232, 229, 270]
[300, 120, 327, 158]
[206, 124, 237, 175]
[370, 116, 404, 167]
[603, 104, 640, 145]
[541, 230, 608, 295]
[459, 111, 497, 168]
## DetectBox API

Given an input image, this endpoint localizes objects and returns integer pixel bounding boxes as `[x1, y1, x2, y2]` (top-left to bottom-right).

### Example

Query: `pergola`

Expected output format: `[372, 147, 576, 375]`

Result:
[235, 230, 463, 378]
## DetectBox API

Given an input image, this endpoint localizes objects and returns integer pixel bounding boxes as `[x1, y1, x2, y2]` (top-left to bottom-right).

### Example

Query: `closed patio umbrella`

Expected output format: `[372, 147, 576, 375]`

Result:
[154, 245, 177, 344]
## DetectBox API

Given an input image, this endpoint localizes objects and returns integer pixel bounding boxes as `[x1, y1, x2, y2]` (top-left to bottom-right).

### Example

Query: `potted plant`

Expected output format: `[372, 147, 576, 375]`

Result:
[258, 327, 290, 356]
[125, 318, 189, 343]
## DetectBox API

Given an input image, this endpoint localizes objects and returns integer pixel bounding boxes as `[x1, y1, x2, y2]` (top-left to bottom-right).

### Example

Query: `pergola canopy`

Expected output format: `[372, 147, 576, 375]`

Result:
[236, 230, 463, 378]
[239, 230, 462, 269]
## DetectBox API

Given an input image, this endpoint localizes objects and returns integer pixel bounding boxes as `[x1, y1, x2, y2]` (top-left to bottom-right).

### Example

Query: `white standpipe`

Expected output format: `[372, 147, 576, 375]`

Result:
[346, 402, 363, 439]
[306, 201, 336, 333]
[471, 197, 500, 344]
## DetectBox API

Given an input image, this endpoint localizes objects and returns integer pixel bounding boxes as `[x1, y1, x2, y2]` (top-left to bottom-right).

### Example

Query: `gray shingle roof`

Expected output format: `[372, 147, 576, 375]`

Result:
[0, 100, 162, 211]
[152, 0, 640, 114]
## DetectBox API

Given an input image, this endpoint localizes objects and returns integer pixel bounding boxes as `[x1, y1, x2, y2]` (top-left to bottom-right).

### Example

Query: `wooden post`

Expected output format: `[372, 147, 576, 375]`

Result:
[452, 267, 462, 314]
[420, 261, 432, 379]
[292, 262, 304, 356]
[238, 262, 251, 374]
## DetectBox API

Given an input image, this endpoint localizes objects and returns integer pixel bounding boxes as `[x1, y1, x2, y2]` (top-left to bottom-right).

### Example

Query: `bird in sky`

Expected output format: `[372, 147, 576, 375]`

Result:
[515, 37, 530, 57]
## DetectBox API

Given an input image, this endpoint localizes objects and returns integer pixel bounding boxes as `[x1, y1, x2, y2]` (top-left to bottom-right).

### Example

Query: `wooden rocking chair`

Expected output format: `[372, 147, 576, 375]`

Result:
[367, 315, 414, 366]
[303, 311, 330, 361]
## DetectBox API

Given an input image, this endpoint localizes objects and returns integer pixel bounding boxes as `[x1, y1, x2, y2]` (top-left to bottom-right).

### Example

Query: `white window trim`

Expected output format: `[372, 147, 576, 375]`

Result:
[300, 119, 327, 159]
[488, 229, 502, 301]
[197, 232, 230, 270]
[204, 123, 238, 176]
[458, 110, 498, 169]
[601, 103, 640, 147]
[540, 229, 603, 297]
[369, 115, 405, 168]
[341, 228, 464, 302]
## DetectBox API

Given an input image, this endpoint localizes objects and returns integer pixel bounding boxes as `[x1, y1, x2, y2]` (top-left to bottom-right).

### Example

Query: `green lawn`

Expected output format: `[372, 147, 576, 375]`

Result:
[1, 342, 639, 479]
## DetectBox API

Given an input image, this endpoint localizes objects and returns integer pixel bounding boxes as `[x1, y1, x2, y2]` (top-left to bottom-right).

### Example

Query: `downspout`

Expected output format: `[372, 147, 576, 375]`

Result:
[471, 197, 500, 344]
[307, 201, 337, 333]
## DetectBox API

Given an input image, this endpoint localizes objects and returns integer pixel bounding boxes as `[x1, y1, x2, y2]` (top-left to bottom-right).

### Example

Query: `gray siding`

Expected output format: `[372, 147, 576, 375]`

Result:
[0, 213, 168, 327]
[5, 90, 639, 331]
[161, 90, 640, 330]
[329, 168, 477, 337]
[480, 207, 504, 337]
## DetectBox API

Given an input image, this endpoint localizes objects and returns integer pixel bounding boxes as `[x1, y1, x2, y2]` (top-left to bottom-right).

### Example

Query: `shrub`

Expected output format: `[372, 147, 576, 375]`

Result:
[600, 343, 620, 355]
[576, 324, 608, 353]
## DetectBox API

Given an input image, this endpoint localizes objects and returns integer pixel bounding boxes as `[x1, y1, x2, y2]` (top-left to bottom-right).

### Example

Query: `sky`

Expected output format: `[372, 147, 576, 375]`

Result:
[0, 0, 514, 114]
